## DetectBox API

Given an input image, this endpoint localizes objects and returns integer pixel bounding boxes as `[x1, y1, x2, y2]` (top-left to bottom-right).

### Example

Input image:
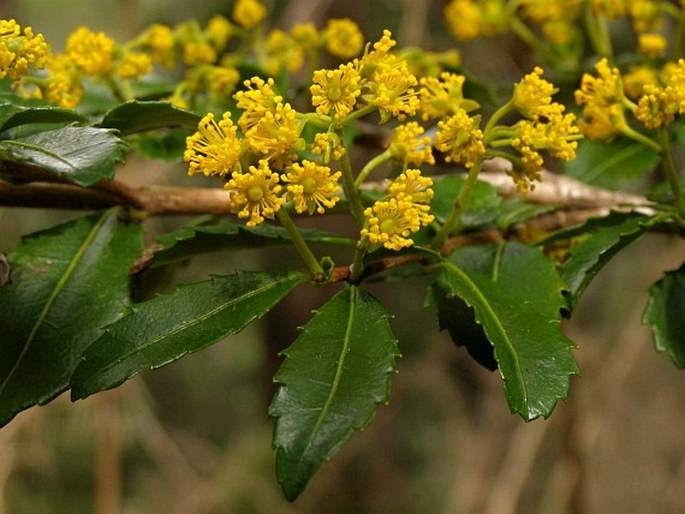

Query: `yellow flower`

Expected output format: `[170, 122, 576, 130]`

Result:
[245, 102, 303, 161]
[39, 54, 83, 108]
[0, 19, 49, 80]
[183, 40, 217, 66]
[638, 33, 667, 59]
[116, 51, 152, 80]
[310, 132, 346, 162]
[225, 160, 284, 227]
[388, 122, 435, 167]
[435, 109, 486, 168]
[520, 0, 583, 24]
[368, 61, 420, 122]
[206, 15, 232, 52]
[310, 63, 361, 120]
[291, 23, 320, 52]
[204, 66, 241, 96]
[387, 169, 435, 226]
[282, 160, 341, 214]
[65, 26, 114, 76]
[509, 108, 580, 192]
[629, 0, 661, 33]
[623, 65, 659, 99]
[513, 67, 558, 120]
[233, 76, 282, 134]
[444, 0, 483, 41]
[361, 198, 429, 251]
[138, 23, 175, 67]
[232, 0, 267, 29]
[634, 59, 685, 128]
[324, 18, 364, 59]
[419, 72, 479, 120]
[265, 29, 304, 74]
[184, 112, 242, 177]
[574, 58, 627, 138]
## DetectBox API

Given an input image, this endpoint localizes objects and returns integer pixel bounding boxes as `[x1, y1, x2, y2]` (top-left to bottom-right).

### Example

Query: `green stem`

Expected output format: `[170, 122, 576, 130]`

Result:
[348, 244, 367, 283]
[657, 128, 685, 220]
[430, 157, 484, 250]
[338, 104, 377, 125]
[620, 124, 662, 153]
[354, 151, 392, 188]
[338, 133, 365, 225]
[508, 15, 552, 59]
[483, 100, 514, 141]
[276, 207, 324, 278]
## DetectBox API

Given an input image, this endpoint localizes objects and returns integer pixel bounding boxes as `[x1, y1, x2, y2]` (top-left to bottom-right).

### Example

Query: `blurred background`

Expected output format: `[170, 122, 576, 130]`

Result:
[2, 1, 685, 513]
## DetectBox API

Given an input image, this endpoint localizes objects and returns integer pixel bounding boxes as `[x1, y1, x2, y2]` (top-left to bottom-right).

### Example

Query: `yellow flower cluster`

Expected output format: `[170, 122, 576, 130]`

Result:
[574, 58, 627, 139]
[634, 60, 685, 129]
[0, 19, 49, 81]
[388, 122, 435, 168]
[443, 0, 508, 42]
[361, 169, 434, 251]
[435, 109, 486, 169]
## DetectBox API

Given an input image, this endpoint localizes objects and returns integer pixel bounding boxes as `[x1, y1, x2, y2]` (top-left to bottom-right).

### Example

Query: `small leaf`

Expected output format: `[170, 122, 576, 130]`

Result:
[431, 175, 502, 228]
[560, 212, 652, 310]
[438, 260, 579, 420]
[0, 103, 87, 133]
[269, 286, 400, 501]
[99, 100, 201, 136]
[70, 270, 307, 399]
[152, 218, 354, 266]
[0, 210, 143, 427]
[642, 264, 685, 368]
[0, 126, 127, 186]
[563, 137, 660, 189]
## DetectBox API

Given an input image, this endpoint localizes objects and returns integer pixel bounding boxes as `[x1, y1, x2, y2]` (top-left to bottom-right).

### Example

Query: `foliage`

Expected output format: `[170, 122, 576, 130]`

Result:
[1, 0, 685, 501]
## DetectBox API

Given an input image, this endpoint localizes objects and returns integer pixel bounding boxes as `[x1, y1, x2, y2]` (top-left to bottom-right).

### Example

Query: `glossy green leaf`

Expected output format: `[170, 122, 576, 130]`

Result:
[430, 243, 568, 371]
[438, 260, 579, 420]
[0, 103, 87, 133]
[560, 212, 652, 310]
[70, 270, 307, 400]
[99, 100, 201, 136]
[152, 218, 354, 266]
[0, 126, 127, 186]
[269, 286, 400, 501]
[495, 198, 558, 231]
[642, 264, 685, 368]
[431, 175, 502, 228]
[563, 137, 660, 189]
[0, 210, 143, 427]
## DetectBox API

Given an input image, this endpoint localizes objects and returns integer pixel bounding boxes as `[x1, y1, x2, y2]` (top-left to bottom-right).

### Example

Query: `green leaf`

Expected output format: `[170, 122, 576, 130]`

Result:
[429, 243, 568, 371]
[132, 131, 191, 161]
[438, 259, 579, 421]
[0, 103, 88, 133]
[563, 137, 660, 189]
[431, 175, 502, 228]
[269, 286, 400, 501]
[495, 198, 558, 231]
[70, 270, 307, 399]
[560, 212, 652, 310]
[0, 126, 127, 186]
[152, 218, 354, 266]
[0, 210, 143, 427]
[99, 100, 201, 136]
[642, 264, 685, 368]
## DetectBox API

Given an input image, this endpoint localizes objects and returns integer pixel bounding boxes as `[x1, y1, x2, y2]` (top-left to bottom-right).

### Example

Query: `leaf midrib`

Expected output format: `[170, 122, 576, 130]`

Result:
[0, 211, 111, 398]
[443, 261, 527, 404]
[81, 273, 298, 376]
[301, 286, 356, 459]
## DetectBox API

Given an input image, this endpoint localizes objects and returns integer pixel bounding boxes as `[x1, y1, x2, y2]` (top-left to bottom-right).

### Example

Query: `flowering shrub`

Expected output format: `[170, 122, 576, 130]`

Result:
[0, 0, 684, 501]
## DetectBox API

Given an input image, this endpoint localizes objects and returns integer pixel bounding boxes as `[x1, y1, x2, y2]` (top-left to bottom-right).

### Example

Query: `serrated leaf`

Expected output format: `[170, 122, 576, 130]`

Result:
[431, 175, 502, 228]
[438, 260, 579, 420]
[0, 103, 87, 133]
[429, 243, 568, 371]
[0, 126, 127, 186]
[269, 286, 400, 501]
[99, 100, 201, 136]
[560, 212, 652, 310]
[70, 270, 307, 400]
[495, 198, 558, 231]
[0, 210, 143, 427]
[642, 264, 685, 368]
[563, 137, 660, 189]
[152, 218, 354, 266]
